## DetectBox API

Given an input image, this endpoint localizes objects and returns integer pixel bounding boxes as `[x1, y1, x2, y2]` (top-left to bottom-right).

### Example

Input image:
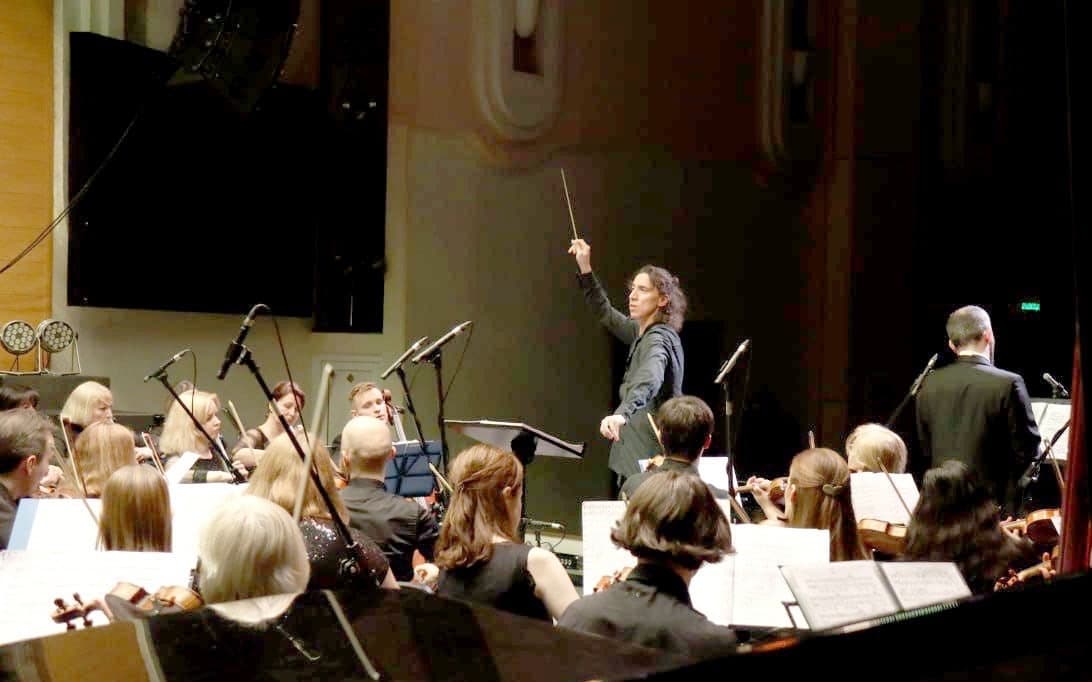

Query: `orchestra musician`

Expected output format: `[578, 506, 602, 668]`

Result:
[326, 381, 402, 458]
[844, 423, 908, 474]
[159, 390, 247, 483]
[245, 432, 398, 591]
[569, 238, 686, 492]
[338, 415, 440, 582]
[0, 409, 56, 549]
[618, 396, 728, 501]
[748, 448, 868, 561]
[0, 384, 39, 410]
[915, 305, 1042, 515]
[902, 461, 1037, 594]
[430, 444, 578, 621]
[71, 421, 139, 498]
[230, 380, 305, 469]
[98, 465, 172, 552]
[559, 470, 736, 660]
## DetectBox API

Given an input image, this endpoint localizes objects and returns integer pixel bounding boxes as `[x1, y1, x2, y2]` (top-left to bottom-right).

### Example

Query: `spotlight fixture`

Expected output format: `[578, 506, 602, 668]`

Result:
[36, 319, 81, 376]
[0, 320, 40, 375]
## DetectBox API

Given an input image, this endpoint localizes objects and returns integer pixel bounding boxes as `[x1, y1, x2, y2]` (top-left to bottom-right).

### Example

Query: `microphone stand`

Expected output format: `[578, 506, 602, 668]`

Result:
[424, 350, 453, 474]
[152, 373, 245, 484]
[393, 364, 449, 513]
[885, 354, 938, 429]
[1019, 419, 1069, 510]
[230, 343, 369, 581]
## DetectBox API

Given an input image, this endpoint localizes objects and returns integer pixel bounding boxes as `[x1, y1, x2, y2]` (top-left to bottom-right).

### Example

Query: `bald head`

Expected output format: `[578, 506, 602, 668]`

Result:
[341, 416, 395, 477]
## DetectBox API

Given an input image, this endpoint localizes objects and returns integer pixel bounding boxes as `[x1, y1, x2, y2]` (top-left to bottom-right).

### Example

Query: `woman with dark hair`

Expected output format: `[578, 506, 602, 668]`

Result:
[569, 239, 686, 488]
[749, 448, 868, 561]
[902, 460, 1036, 594]
[559, 470, 736, 660]
[433, 444, 578, 621]
[0, 385, 39, 411]
[231, 380, 305, 469]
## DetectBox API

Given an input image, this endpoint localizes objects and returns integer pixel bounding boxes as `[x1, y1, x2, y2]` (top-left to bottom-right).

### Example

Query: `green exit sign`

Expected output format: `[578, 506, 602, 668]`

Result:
[1020, 301, 1041, 312]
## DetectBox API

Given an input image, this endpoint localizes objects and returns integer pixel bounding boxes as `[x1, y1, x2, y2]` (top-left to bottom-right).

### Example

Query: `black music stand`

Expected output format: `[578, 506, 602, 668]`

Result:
[446, 420, 584, 538]
[385, 440, 442, 497]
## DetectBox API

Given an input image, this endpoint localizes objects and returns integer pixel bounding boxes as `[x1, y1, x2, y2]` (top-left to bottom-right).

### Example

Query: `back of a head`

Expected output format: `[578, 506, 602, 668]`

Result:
[75, 421, 137, 497]
[198, 495, 310, 604]
[946, 305, 992, 349]
[99, 465, 172, 551]
[60, 381, 111, 428]
[247, 431, 345, 521]
[0, 385, 39, 411]
[789, 448, 865, 561]
[340, 416, 392, 475]
[909, 461, 993, 533]
[612, 470, 732, 571]
[844, 423, 908, 474]
[0, 408, 53, 475]
[434, 444, 522, 570]
[657, 396, 714, 462]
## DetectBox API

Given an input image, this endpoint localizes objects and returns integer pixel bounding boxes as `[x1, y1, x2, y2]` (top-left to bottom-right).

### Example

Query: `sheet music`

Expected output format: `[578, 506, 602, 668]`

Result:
[877, 562, 971, 611]
[850, 472, 920, 525]
[580, 501, 636, 595]
[686, 557, 734, 627]
[1031, 401, 1071, 461]
[780, 561, 900, 631]
[163, 451, 200, 484]
[727, 524, 828, 629]
[0, 550, 196, 646]
[448, 420, 583, 458]
[9, 484, 245, 556]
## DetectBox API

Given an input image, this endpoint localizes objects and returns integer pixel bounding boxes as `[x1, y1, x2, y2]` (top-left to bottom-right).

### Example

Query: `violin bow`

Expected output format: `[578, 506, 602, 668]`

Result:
[58, 417, 89, 498]
[292, 364, 334, 523]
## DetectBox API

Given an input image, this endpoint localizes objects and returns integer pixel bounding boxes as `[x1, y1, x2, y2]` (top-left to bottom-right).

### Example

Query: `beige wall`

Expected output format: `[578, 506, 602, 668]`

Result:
[1, 0, 52, 368]
[41, 1, 815, 529]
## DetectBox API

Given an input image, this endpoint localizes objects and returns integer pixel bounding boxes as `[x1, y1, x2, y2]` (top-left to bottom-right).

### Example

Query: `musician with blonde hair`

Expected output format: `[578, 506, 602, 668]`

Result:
[160, 390, 245, 483]
[98, 465, 172, 552]
[844, 423, 908, 474]
[74, 421, 139, 498]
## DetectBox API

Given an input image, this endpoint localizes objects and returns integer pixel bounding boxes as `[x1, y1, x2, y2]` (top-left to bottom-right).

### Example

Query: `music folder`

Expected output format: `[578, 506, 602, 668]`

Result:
[445, 420, 584, 459]
[386, 440, 442, 497]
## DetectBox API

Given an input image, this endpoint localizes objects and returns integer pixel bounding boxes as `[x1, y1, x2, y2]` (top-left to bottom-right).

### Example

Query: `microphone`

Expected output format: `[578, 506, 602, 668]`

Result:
[1043, 373, 1070, 398]
[909, 353, 939, 396]
[144, 349, 191, 383]
[714, 339, 751, 384]
[217, 304, 264, 380]
[380, 336, 429, 379]
[411, 321, 473, 364]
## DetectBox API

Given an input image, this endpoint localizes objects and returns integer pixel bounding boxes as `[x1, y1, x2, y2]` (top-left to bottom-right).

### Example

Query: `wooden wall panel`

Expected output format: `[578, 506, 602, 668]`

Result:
[0, 0, 52, 370]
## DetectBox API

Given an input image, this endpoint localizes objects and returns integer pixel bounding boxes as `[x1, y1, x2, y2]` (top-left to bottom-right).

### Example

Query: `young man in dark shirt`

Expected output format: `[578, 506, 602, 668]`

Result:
[338, 416, 439, 581]
[619, 395, 727, 501]
[559, 470, 736, 661]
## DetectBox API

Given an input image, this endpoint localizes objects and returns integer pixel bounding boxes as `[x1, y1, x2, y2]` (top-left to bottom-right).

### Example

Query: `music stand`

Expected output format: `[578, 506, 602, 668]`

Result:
[446, 420, 584, 538]
[385, 440, 442, 497]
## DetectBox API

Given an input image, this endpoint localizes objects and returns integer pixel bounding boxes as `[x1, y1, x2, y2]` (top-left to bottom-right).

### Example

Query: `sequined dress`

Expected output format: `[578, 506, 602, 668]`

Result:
[298, 517, 390, 591]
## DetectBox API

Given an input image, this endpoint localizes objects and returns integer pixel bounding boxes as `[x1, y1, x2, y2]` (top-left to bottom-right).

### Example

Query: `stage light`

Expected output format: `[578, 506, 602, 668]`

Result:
[36, 319, 81, 375]
[1, 320, 40, 375]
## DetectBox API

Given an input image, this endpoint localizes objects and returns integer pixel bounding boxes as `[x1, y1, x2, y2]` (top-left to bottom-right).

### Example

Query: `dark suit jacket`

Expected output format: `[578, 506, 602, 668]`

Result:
[915, 354, 1041, 512]
[619, 457, 730, 501]
[558, 562, 736, 661]
[0, 483, 16, 551]
[340, 478, 439, 582]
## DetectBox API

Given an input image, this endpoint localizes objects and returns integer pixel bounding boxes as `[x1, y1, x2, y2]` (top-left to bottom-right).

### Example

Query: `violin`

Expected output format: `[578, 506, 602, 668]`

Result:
[1001, 508, 1061, 547]
[51, 582, 204, 630]
[857, 518, 908, 556]
[593, 566, 635, 592]
[995, 549, 1060, 591]
[739, 476, 790, 503]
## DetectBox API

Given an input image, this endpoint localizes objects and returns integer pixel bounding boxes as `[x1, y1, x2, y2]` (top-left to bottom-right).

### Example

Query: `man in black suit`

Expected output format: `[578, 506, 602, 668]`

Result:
[338, 416, 439, 582]
[915, 305, 1041, 514]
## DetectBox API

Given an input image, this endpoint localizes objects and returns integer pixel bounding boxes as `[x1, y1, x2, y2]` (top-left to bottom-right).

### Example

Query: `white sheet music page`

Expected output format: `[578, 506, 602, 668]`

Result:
[168, 483, 247, 556]
[728, 524, 828, 629]
[1031, 401, 1071, 461]
[850, 472, 920, 525]
[15, 498, 101, 551]
[163, 451, 200, 485]
[878, 561, 971, 611]
[780, 561, 899, 631]
[580, 501, 636, 595]
[0, 550, 196, 646]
